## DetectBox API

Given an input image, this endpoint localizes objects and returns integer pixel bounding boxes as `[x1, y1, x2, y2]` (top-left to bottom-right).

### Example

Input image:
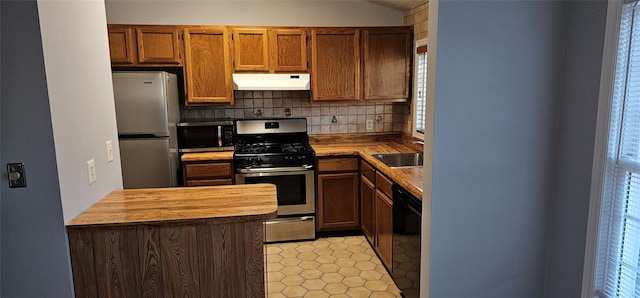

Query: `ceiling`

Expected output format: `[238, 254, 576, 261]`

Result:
[368, 0, 427, 11]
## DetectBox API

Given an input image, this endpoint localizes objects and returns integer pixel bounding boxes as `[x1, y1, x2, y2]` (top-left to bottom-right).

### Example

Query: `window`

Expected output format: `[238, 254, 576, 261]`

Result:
[412, 39, 428, 139]
[592, 1, 640, 297]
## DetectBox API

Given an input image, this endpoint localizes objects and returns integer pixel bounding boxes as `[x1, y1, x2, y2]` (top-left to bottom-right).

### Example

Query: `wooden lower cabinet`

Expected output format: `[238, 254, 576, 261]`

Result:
[317, 172, 359, 231]
[360, 161, 376, 244]
[316, 157, 360, 231]
[68, 221, 266, 298]
[375, 190, 393, 271]
[183, 161, 233, 186]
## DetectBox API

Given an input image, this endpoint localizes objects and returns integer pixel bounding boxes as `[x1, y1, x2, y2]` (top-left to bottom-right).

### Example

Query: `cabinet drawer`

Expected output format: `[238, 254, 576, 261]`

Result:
[185, 179, 233, 186]
[376, 172, 393, 198]
[360, 160, 375, 182]
[184, 163, 232, 179]
[318, 157, 359, 173]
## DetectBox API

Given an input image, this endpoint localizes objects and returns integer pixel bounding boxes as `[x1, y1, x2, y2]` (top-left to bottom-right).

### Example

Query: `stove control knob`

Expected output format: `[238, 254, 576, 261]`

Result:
[256, 157, 263, 164]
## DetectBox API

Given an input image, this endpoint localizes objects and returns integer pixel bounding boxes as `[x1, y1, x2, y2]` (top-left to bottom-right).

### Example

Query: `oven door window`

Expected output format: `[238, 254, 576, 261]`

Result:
[245, 175, 306, 206]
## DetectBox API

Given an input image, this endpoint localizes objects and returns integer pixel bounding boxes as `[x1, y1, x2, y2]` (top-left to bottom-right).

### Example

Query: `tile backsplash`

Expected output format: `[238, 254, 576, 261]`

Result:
[182, 90, 411, 135]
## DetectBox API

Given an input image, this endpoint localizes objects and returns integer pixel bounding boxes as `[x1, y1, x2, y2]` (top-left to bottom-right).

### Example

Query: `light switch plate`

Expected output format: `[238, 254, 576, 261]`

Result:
[7, 163, 27, 188]
[87, 159, 96, 184]
[366, 119, 374, 131]
[106, 140, 114, 162]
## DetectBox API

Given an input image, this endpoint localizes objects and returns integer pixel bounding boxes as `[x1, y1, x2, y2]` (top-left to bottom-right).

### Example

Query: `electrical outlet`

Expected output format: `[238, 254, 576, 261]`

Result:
[87, 159, 96, 184]
[106, 140, 114, 162]
[366, 119, 374, 131]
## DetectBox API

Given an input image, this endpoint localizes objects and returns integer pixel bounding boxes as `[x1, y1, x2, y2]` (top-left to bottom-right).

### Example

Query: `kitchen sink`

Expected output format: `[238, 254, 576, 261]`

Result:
[373, 153, 423, 168]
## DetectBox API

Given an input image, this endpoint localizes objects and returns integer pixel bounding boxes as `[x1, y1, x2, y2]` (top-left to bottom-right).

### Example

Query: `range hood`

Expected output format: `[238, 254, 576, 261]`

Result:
[232, 73, 310, 91]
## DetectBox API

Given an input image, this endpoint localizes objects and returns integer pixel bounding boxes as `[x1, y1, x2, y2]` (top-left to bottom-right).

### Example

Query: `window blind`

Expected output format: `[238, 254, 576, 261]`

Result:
[596, 1, 640, 297]
[414, 46, 427, 135]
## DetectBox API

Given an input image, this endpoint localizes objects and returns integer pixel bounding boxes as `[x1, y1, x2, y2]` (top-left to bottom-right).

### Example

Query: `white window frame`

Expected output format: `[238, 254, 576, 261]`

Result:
[412, 38, 428, 140]
[583, 0, 633, 296]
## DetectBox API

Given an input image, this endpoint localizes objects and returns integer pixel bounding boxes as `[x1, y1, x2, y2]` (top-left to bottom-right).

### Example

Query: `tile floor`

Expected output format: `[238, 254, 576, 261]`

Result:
[264, 235, 401, 298]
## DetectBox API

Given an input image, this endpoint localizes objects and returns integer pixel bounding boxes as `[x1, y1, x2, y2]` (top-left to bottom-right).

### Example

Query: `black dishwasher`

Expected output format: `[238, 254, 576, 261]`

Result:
[392, 184, 421, 298]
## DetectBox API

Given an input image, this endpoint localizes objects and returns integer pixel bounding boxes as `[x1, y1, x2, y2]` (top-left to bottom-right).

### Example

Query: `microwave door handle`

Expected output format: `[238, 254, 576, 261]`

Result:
[217, 126, 222, 147]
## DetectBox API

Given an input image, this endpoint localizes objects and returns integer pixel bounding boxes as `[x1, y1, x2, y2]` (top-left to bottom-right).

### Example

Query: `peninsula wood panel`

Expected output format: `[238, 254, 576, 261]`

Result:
[311, 28, 360, 101]
[183, 27, 233, 105]
[362, 28, 412, 101]
[93, 227, 142, 298]
[160, 225, 199, 297]
[233, 28, 270, 71]
[68, 221, 267, 298]
[69, 231, 98, 298]
[269, 28, 308, 72]
[136, 26, 182, 64]
[243, 221, 266, 298]
[138, 226, 163, 298]
[107, 27, 135, 64]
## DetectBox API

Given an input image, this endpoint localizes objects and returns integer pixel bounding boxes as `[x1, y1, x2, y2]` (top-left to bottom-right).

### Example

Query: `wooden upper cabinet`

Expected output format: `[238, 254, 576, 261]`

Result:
[310, 28, 361, 101]
[183, 27, 234, 105]
[233, 28, 270, 71]
[269, 29, 307, 72]
[107, 25, 182, 66]
[136, 26, 182, 64]
[362, 28, 412, 101]
[108, 27, 136, 64]
[232, 27, 308, 73]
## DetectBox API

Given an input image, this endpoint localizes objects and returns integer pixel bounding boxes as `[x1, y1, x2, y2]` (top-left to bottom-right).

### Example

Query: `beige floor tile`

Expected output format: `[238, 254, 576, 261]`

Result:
[320, 272, 344, 283]
[305, 289, 330, 297]
[325, 282, 349, 294]
[300, 269, 323, 279]
[346, 286, 373, 297]
[281, 285, 307, 297]
[281, 275, 305, 286]
[364, 280, 390, 291]
[265, 236, 402, 298]
[301, 279, 327, 290]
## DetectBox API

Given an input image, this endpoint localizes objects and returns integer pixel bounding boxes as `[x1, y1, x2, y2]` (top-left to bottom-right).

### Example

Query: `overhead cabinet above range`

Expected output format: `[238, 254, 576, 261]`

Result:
[232, 27, 308, 73]
[107, 25, 183, 66]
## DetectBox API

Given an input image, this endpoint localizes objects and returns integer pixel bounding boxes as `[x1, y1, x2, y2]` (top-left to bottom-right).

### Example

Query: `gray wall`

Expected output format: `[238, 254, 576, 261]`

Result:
[0, 1, 74, 296]
[429, 1, 567, 296]
[544, 2, 607, 297]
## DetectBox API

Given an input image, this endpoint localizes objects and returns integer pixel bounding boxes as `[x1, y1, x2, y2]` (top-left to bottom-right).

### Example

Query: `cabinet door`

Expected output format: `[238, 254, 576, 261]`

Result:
[108, 26, 136, 64]
[136, 26, 182, 64]
[361, 175, 375, 244]
[317, 172, 359, 231]
[363, 28, 411, 101]
[375, 190, 393, 271]
[310, 28, 360, 101]
[233, 28, 269, 71]
[269, 29, 307, 72]
[183, 27, 233, 105]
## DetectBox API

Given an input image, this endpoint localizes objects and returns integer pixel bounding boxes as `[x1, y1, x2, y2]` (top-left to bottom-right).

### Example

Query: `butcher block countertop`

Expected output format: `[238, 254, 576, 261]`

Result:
[181, 151, 234, 162]
[312, 142, 424, 200]
[67, 183, 278, 227]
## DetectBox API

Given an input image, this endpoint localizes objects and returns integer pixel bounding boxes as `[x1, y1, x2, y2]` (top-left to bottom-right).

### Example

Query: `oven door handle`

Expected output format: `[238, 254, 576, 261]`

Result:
[237, 166, 313, 173]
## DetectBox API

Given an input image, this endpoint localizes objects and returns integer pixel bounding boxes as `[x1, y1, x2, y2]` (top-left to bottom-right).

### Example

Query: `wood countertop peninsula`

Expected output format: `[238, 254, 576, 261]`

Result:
[66, 184, 276, 298]
[67, 183, 277, 227]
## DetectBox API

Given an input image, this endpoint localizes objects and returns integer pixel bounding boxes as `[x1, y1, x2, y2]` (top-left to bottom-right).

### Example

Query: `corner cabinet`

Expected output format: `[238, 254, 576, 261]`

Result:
[232, 27, 308, 73]
[310, 28, 361, 101]
[107, 25, 182, 66]
[316, 157, 360, 231]
[183, 27, 233, 105]
[362, 28, 412, 101]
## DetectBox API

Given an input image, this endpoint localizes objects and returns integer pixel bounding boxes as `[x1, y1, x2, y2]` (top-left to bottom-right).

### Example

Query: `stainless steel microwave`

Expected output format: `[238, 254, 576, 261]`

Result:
[177, 121, 234, 152]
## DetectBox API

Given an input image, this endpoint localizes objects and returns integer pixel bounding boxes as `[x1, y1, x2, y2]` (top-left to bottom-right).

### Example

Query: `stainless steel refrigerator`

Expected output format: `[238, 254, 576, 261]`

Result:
[112, 71, 180, 188]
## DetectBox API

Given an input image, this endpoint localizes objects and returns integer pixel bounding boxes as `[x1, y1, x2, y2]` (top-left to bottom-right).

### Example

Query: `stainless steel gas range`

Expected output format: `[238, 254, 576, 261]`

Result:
[233, 118, 316, 242]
